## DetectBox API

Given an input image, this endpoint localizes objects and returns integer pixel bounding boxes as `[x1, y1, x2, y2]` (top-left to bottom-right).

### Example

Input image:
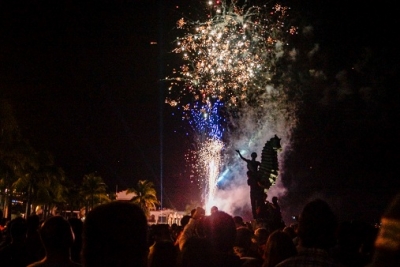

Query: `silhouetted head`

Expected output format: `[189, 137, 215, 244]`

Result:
[211, 206, 218, 214]
[180, 215, 191, 228]
[298, 199, 337, 249]
[82, 201, 148, 267]
[149, 240, 178, 267]
[272, 196, 278, 204]
[253, 227, 269, 246]
[263, 230, 297, 267]
[233, 216, 245, 228]
[234, 227, 253, 252]
[181, 236, 213, 267]
[282, 226, 296, 239]
[26, 214, 40, 234]
[10, 217, 27, 240]
[203, 211, 236, 252]
[150, 224, 171, 242]
[251, 152, 257, 159]
[39, 216, 74, 252]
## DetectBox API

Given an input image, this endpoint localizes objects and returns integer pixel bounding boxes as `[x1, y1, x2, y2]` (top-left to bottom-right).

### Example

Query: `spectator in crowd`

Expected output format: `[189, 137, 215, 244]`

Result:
[68, 217, 83, 264]
[27, 215, 80, 267]
[180, 236, 213, 267]
[174, 215, 191, 247]
[26, 214, 45, 262]
[81, 201, 148, 267]
[269, 197, 285, 231]
[178, 207, 205, 251]
[331, 220, 372, 267]
[262, 230, 297, 267]
[234, 226, 262, 267]
[233, 216, 247, 230]
[252, 227, 270, 259]
[0, 216, 37, 266]
[276, 199, 341, 267]
[202, 210, 243, 267]
[211, 206, 219, 214]
[149, 240, 177, 267]
[148, 224, 177, 267]
[170, 223, 180, 244]
[282, 225, 296, 240]
[0, 219, 13, 250]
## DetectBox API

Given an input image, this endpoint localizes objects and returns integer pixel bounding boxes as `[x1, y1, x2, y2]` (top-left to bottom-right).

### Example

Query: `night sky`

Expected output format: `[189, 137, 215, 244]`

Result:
[1, 0, 399, 222]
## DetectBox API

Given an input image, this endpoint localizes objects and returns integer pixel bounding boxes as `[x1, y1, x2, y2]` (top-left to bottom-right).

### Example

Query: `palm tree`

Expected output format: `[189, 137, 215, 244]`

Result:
[127, 180, 159, 216]
[0, 101, 70, 219]
[34, 166, 66, 218]
[13, 151, 67, 217]
[80, 172, 110, 212]
[63, 180, 84, 217]
[0, 100, 37, 219]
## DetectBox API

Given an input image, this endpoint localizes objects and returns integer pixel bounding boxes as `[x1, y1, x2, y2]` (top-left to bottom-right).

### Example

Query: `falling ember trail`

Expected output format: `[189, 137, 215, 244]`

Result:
[198, 138, 223, 213]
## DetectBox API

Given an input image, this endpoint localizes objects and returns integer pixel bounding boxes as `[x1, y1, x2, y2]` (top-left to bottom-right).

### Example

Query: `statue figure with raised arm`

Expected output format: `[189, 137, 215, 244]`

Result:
[235, 150, 261, 174]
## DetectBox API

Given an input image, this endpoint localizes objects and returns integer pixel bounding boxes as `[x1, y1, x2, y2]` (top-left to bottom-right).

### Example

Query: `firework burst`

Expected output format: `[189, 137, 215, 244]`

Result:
[166, 1, 296, 110]
[166, 1, 296, 210]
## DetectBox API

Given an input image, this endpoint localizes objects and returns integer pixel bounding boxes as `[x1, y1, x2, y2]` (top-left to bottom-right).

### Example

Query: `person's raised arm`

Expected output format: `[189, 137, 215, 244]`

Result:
[236, 150, 248, 162]
[178, 207, 205, 251]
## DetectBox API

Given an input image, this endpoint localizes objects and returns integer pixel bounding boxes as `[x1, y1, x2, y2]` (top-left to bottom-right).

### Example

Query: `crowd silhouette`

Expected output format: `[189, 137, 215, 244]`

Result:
[0, 194, 399, 267]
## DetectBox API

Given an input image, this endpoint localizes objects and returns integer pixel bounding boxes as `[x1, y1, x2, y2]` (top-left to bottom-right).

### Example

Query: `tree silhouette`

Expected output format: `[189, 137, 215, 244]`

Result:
[0, 100, 37, 219]
[81, 172, 109, 212]
[127, 180, 159, 216]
